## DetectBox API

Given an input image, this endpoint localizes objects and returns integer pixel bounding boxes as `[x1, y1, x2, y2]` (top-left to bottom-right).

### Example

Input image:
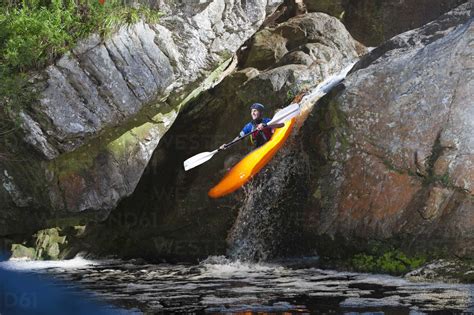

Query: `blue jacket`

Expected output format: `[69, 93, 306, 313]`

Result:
[239, 118, 273, 147]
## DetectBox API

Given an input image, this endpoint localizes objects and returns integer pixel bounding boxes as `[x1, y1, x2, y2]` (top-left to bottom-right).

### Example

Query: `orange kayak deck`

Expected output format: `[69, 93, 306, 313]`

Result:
[208, 118, 295, 198]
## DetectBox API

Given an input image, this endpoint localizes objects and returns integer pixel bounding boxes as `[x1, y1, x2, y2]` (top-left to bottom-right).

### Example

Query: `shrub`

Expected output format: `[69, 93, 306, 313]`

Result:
[352, 250, 426, 275]
[0, 0, 162, 128]
[0, 0, 162, 72]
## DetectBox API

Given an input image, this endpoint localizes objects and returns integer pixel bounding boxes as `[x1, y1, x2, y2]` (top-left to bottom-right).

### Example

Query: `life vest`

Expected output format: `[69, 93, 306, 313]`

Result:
[240, 118, 273, 148]
[249, 122, 273, 148]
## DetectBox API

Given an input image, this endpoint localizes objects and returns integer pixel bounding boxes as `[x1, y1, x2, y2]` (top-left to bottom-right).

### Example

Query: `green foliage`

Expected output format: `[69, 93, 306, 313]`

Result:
[0, 65, 36, 155]
[0, 68, 35, 113]
[425, 172, 452, 188]
[0, 0, 162, 73]
[0, 0, 162, 130]
[286, 89, 296, 103]
[1, 1, 71, 70]
[352, 250, 426, 275]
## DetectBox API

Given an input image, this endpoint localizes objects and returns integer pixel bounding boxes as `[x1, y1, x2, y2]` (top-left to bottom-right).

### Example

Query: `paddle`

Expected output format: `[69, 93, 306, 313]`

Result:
[183, 103, 300, 171]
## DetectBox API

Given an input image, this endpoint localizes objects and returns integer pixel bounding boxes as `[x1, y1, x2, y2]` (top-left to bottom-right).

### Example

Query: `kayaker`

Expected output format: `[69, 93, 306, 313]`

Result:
[221, 103, 284, 150]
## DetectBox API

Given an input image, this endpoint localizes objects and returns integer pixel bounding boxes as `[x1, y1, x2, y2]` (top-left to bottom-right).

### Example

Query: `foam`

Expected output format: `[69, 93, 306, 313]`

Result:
[0, 255, 98, 271]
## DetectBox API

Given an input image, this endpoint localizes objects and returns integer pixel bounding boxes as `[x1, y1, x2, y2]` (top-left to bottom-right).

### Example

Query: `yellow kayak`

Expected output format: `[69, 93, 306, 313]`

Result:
[208, 118, 295, 198]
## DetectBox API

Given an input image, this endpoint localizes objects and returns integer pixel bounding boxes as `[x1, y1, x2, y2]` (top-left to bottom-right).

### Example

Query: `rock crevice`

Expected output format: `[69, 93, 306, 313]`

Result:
[0, 0, 284, 237]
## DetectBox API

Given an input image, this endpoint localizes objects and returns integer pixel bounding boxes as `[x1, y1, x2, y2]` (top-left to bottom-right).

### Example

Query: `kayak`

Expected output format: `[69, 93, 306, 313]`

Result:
[208, 118, 295, 198]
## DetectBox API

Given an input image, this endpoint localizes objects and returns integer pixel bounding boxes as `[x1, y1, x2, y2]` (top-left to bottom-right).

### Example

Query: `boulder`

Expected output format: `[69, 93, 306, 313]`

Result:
[71, 12, 361, 261]
[300, 3, 473, 257]
[243, 12, 361, 70]
[0, 0, 283, 238]
[9, 227, 82, 260]
[405, 259, 474, 283]
[304, 0, 468, 46]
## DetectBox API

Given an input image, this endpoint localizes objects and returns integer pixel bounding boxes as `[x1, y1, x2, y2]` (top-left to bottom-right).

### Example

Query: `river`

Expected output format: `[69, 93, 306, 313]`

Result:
[1, 256, 473, 314]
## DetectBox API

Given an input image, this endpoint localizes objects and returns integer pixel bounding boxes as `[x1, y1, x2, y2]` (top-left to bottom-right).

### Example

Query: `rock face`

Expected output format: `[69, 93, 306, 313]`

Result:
[10, 227, 76, 260]
[0, 0, 283, 237]
[304, 0, 468, 46]
[300, 3, 473, 258]
[3, 0, 472, 268]
[405, 259, 474, 283]
[242, 12, 361, 70]
[72, 12, 362, 261]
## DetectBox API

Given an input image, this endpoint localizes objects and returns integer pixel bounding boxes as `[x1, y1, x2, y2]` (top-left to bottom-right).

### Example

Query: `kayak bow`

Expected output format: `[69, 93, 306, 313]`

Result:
[208, 118, 295, 198]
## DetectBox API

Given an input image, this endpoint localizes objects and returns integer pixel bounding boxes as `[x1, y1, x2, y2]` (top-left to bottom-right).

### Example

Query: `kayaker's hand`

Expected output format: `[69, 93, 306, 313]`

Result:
[256, 123, 266, 131]
[219, 144, 227, 150]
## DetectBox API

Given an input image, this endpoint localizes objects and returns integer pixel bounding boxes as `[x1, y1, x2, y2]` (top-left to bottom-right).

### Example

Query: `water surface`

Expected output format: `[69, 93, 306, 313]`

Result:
[2, 256, 473, 314]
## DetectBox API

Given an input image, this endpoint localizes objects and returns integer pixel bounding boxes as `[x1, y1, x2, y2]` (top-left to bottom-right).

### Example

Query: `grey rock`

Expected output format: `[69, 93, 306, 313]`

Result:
[19, 112, 59, 160]
[72, 33, 101, 55]
[1, 169, 33, 208]
[1, 0, 284, 236]
[20, 1, 284, 160]
[300, 3, 473, 257]
[236, 12, 363, 107]
[243, 12, 363, 70]
[304, 0, 468, 46]
[74, 12, 361, 261]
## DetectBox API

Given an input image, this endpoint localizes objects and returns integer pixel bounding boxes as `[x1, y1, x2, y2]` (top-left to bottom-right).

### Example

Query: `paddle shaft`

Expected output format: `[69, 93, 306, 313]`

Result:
[220, 124, 279, 151]
[183, 102, 300, 171]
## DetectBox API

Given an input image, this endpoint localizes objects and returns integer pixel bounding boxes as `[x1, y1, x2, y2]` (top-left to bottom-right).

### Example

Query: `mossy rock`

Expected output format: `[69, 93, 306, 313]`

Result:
[352, 250, 426, 275]
[9, 227, 82, 260]
[406, 259, 474, 283]
[11, 244, 36, 259]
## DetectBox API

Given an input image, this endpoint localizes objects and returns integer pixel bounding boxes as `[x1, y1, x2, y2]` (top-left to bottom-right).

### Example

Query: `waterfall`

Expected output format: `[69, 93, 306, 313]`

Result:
[227, 62, 357, 262]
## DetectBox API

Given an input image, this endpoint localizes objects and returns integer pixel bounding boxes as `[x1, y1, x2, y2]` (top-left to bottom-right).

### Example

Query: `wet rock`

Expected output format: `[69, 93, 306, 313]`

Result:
[242, 12, 363, 70]
[0, 0, 283, 237]
[300, 3, 473, 257]
[406, 259, 474, 284]
[72, 12, 361, 261]
[10, 244, 36, 260]
[304, 0, 468, 46]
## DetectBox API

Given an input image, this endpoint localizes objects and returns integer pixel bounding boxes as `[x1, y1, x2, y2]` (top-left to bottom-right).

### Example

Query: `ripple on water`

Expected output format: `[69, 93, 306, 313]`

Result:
[1, 256, 473, 314]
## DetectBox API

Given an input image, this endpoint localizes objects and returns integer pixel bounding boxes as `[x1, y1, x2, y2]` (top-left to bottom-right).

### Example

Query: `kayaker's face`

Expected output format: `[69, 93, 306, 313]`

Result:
[251, 108, 262, 120]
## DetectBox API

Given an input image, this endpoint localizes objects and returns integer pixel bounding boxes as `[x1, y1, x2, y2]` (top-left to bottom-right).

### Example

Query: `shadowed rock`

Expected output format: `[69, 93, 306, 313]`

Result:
[304, 0, 468, 46]
[71, 12, 361, 261]
[0, 0, 284, 237]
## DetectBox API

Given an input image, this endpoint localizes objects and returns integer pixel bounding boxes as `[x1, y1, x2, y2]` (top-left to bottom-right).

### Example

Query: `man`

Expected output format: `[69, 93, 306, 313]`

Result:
[221, 103, 284, 150]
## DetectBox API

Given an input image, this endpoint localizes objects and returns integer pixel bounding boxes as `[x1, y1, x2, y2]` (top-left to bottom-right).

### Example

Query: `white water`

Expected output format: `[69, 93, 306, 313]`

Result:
[228, 61, 357, 261]
[195, 255, 285, 279]
[0, 255, 98, 271]
[2, 61, 472, 313]
[298, 62, 356, 121]
[2, 255, 472, 313]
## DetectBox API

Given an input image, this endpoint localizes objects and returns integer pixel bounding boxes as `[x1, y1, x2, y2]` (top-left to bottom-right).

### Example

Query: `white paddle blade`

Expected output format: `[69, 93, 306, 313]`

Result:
[268, 103, 300, 125]
[183, 150, 218, 171]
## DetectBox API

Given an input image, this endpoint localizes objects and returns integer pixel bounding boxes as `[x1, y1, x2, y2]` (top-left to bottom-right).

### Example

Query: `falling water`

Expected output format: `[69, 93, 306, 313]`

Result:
[227, 62, 357, 262]
[2, 62, 473, 314]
